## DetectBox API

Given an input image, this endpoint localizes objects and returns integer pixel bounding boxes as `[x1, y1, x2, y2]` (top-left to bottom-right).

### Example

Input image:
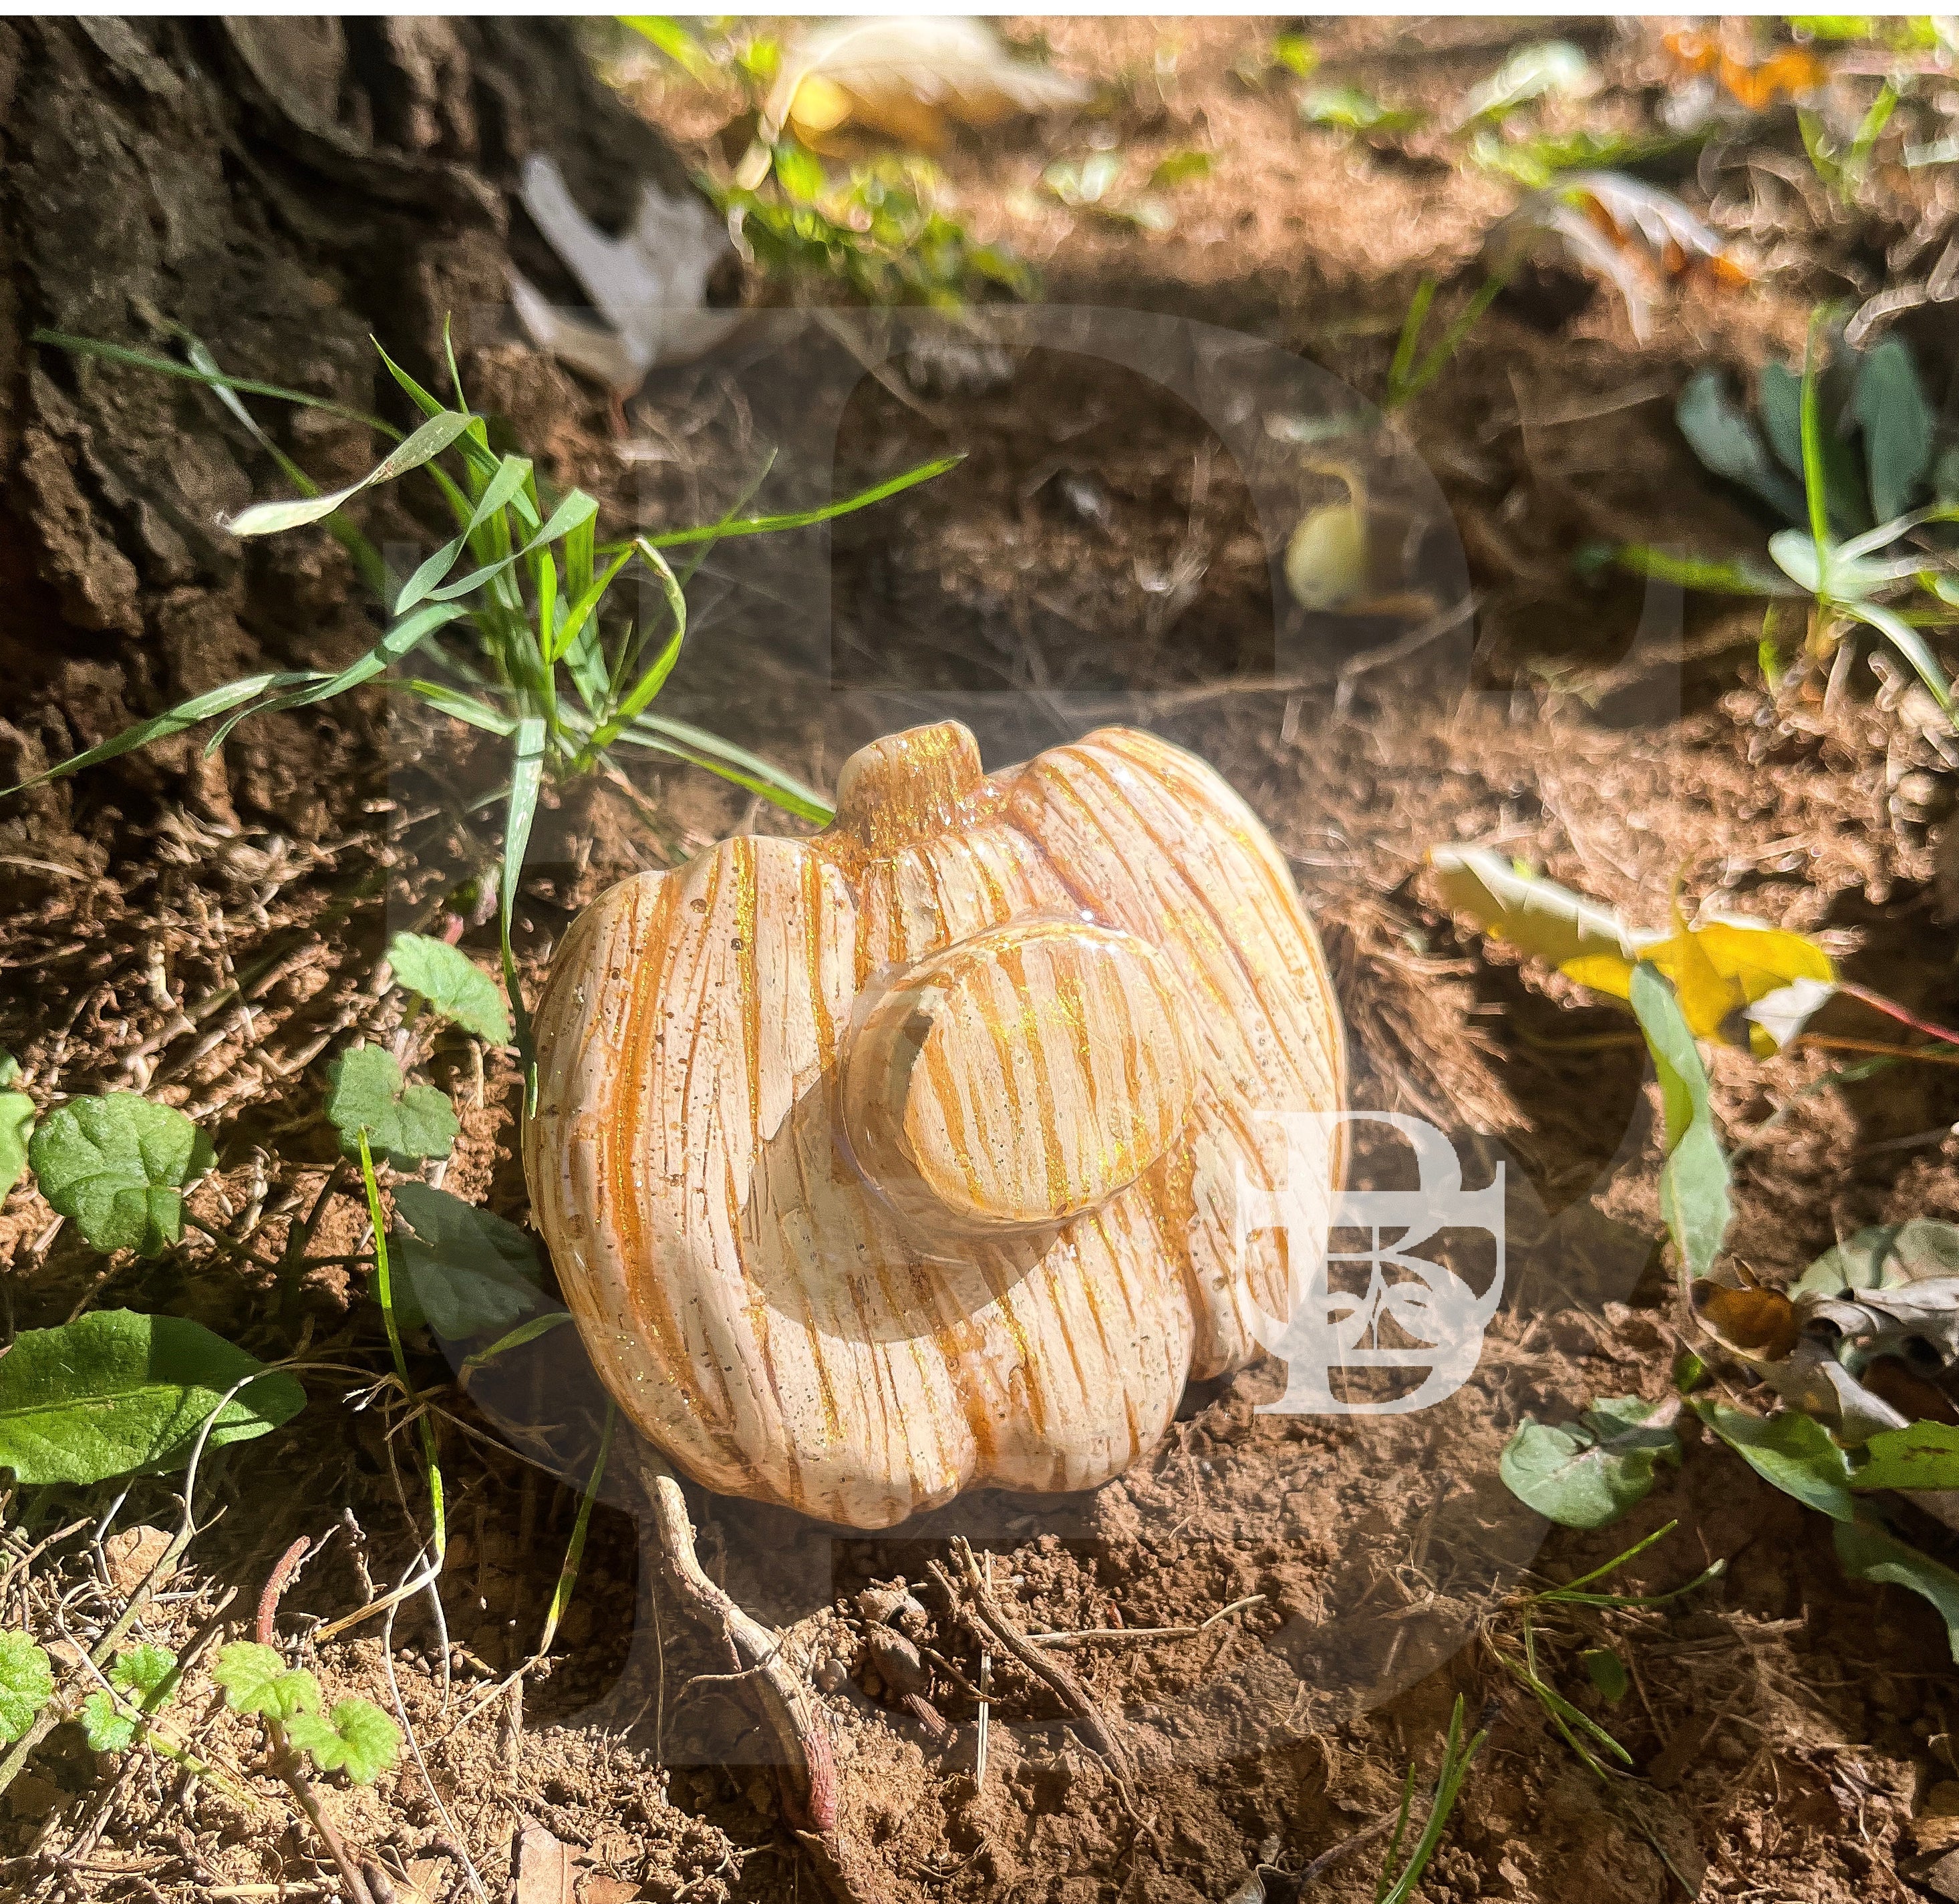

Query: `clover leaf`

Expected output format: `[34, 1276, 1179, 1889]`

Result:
[386, 933, 512, 1046]
[0, 1632, 53, 1742]
[27, 1095, 214, 1256]
[390, 1183, 544, 1338]
[325, 1046, 456, 1166]
[284, 1696, 400, 1783]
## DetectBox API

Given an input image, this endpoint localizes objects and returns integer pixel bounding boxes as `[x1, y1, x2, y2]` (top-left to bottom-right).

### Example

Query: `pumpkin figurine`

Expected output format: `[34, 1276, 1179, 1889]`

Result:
[524, 721, 1346, 1529]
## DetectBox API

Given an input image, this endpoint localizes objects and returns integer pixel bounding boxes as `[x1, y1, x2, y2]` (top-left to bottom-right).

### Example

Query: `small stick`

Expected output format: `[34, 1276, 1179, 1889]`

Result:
[631, 1450, 837, 1839]
[1026, 1593, 1265, 1651]
[1297, 1811, 1398, 1888]
[936, 1539, 1136, 1789]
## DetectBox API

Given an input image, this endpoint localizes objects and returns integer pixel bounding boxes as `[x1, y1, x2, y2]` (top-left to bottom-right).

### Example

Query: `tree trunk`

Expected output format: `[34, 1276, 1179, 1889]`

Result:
[0, 16, 688, 879]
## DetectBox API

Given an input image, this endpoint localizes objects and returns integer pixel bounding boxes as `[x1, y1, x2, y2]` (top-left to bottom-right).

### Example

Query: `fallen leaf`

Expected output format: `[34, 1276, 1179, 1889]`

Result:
[758, 18, 1086, 161]
[102, 1524, 175, 1597]
[1693, 1281, 1799, 1361]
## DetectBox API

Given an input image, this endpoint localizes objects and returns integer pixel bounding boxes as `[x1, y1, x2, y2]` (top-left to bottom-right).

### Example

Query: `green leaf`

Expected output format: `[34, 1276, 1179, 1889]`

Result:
[1695, 1400, 1856, 1520]
[0, 1633, 54, 1742]
[27, 1096, 214, 1257]
[80, 1690, 135, 1753]
[774, 138, 827, 205]
[284, 1696, 400, 1782]
[0, 1310, 305, 1486]
[0, 1053, 33, 1196]
[212, 1643, 322, 1722]
[1852, 1420, 1959, 1492]
[224, 408, 473, 538]
[1628, 964, 1731, 1281]
[1300, 85, 1422, 134]
[384, 933, 510, 1046]
[1270, 31, 1317, 76]
[1676, 371, 1807, 523]
[1835, 1516, 1959, 1661]
[626, 453, 961, 552]
[1855, 335, 1934, 522]
[1581, 1646, 1629, 1704]
[390, 1183, 543, 1338]
[111, 1643, 179, 1705]
[1149, 150, 1213, 189]
[1499, 1396, 1682, 1529]
[621, 15, 720, 85]
[324, 1046, 457, 1166]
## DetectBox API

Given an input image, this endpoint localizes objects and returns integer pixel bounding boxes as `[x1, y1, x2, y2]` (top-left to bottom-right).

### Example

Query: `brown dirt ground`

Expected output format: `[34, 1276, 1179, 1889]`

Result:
[5, 16, 1959, 1904]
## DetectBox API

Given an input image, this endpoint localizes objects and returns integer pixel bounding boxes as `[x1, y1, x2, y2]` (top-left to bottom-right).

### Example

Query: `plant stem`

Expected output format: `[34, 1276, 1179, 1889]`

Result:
[255, 1540, 375, 1904]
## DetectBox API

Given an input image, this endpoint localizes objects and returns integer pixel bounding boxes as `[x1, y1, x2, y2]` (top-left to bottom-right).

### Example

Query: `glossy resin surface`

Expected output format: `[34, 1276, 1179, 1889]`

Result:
[524, 721, 1346, 1527]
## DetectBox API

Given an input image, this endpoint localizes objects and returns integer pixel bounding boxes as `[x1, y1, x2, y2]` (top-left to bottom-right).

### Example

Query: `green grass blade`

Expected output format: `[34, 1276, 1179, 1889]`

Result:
[501, 718, 547, 1084]
[623, 454, 962, 551]
[226, 409, 473, 538]
[549, 546, 635, 667]
[1384, 278, 1436, 408]
[430, 490, 598, 605]
[204, 602, 472, 754]
[1799, 313, 1833, 582]
[458, 1310, 573, 1373]
[1532, 1519, 1678, 1599]
[617, 713, 832, 822]
[395, 454, 533, 615]
[178, 334, 394, 600]
[31, 330, 393, 434]
[371, 339, 525, 516]
[356, 1133, 445, 1563]
[1, 671, 330, 795]
[534, 1402, 615, 1656]
[390, 680, 519, 736]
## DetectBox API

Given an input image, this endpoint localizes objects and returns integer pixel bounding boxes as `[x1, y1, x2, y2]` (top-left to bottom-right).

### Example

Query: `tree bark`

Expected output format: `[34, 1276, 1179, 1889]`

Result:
[0, 17, 688, 877]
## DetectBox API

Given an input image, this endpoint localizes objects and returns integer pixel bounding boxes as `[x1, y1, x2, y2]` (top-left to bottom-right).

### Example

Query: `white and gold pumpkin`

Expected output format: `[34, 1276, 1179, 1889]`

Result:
[524, 722, 1345, 1528]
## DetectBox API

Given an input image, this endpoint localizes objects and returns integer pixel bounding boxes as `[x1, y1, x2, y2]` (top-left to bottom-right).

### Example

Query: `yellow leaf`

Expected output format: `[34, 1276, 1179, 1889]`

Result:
[766, 18, 1087, 154]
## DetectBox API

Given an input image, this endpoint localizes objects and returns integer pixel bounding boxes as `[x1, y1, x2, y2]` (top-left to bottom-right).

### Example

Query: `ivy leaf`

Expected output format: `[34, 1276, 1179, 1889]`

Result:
[212, 1643, 321, 1722]
[1835, 1515, 1959, 1661]
[325, 1046, 457, 1166]
[0, 1053, 33, 1197]
[1499, 1396, 1682, 1529]
[80, 1690, 135, 1753]
[1695, 1400, 1856, 1521]
[390, 1183, 544, 1338]
[0, 1310, 305, 1486]
[1629, 964, 1731, 1281]
[384, 933, 511, 1046]
[0, 1632, 53, 1742]
[284, 1697, 400, 1782]
[27, 1096, 214, 1256]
